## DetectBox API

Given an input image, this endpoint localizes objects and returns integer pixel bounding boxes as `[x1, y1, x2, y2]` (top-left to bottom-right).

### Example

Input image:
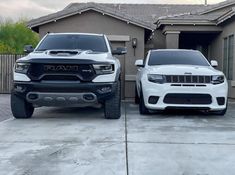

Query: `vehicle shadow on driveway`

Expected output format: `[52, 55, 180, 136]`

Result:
[33, 106, 105, 120]
[31, 103, 125, 120]
[127, 103, 234, 120]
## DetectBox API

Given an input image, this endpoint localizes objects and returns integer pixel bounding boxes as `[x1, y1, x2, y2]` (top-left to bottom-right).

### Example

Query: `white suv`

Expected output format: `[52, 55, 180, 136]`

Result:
[135, 49, 228, 115]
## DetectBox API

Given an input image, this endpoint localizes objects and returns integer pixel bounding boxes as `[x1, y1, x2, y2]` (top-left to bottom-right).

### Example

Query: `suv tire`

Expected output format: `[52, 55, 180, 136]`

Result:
[11, 94, 34, 119]
[139, 90, 149, 115]
[104, 80, 121, 119]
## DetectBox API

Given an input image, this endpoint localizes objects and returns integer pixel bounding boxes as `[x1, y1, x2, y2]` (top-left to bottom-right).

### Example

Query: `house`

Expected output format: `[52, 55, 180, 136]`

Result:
[28, 0, 235, 99]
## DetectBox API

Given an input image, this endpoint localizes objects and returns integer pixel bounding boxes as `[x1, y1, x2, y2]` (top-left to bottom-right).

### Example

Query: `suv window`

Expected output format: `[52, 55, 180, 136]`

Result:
[36, 34, 108, 52]
[148, 50, 210, 66]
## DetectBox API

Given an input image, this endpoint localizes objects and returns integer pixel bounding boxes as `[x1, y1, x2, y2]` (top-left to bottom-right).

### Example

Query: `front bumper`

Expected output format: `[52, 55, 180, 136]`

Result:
[12, 81, 118, 106]
[142, 81, 228, 111]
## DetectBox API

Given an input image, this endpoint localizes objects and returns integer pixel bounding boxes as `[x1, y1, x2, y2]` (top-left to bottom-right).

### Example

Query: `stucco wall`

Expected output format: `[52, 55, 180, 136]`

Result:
[210, 16, 235, 98]
[152, 29, 166, 49]
[38, 10, 146, 99]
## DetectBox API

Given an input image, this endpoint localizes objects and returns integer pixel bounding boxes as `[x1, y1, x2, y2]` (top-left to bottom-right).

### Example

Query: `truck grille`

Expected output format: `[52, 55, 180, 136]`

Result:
[41, 75, 80, 81]
[28, 63, 96, 82]
[163, 93, 212, 105]
[165, 75, 211, 84]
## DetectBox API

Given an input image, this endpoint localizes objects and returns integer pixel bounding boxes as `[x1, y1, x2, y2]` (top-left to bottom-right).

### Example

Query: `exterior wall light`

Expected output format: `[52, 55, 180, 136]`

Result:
[132, 38, 137, 56]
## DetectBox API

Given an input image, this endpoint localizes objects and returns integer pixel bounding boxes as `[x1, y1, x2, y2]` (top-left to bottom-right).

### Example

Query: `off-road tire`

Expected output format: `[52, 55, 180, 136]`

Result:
[139, 90, 149, 115]
[104, 80, 121, 119]
[11, 94, 34, 119]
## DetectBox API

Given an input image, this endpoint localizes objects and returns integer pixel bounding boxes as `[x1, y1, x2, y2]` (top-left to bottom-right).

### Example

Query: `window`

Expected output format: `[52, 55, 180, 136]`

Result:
[148, 50, 210, 66]
[36, 34, 108, 53]
[223, 35, 234, 80]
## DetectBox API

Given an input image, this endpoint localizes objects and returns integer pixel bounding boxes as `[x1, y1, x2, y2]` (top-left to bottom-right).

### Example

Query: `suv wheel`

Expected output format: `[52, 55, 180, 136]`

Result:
[104, 80, 121, 119]
[11, 94, 34, 119]
[139, 90, 149, 115]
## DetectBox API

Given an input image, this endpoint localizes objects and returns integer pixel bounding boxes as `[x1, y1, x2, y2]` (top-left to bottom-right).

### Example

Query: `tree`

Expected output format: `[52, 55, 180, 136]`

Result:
[0, 19, 39, 54]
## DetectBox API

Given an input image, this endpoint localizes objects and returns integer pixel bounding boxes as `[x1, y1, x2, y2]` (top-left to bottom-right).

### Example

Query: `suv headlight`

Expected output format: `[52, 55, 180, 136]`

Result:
[93, 64, 114, 74]
[148, 74, 166, 84]
[211, 75, 225, 85]
[15, 63, 30, 74]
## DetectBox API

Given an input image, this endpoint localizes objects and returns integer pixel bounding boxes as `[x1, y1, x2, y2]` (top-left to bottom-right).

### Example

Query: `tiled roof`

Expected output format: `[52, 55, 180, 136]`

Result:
[28, 2, 157, 31]
[28, 2, 205, 31]
[65, 3, 205, 23]
[159, 10, 228, 21]
[199, 0, 235, 14]
[28, 1, 235, 31]
[157, 0, 235, 27]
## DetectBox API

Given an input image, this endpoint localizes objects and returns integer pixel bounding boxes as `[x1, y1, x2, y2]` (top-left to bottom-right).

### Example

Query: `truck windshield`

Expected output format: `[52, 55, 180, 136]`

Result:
[36, 34, 108, 52]
[148, 50, 210, 66]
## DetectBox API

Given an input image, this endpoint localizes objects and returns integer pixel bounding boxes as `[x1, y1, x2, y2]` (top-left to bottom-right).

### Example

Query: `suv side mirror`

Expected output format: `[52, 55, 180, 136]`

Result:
[211, 60, 218, 67]
[112, 47, 127, 55]
[135, 59, 144, 67]
[24, 45, 34, 54]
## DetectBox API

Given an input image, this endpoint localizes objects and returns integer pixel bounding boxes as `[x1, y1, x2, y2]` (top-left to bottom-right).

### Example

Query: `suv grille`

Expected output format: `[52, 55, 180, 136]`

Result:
[164, 93, 212, 105]
[165, 75, 211, 84]
[28, 63, 96, 82]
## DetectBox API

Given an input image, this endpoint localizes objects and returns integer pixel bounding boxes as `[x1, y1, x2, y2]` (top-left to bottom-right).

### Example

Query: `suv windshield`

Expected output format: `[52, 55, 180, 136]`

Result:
[36, 34, 108, 52]
[148, 50, 210, 66]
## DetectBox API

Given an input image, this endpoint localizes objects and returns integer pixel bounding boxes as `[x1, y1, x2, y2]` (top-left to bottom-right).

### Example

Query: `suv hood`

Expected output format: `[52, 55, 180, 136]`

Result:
[147, 65, 223, 76]
[17, 50, 114, 63]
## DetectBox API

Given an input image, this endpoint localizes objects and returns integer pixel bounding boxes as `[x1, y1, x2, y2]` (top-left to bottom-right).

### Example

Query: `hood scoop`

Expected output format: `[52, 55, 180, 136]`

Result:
[47, 50, 82, 57]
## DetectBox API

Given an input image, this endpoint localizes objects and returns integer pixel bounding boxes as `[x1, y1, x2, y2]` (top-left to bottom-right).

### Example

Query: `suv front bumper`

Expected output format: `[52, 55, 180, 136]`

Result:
[12, 81, 118, 106]
[142, 81, 228, 111]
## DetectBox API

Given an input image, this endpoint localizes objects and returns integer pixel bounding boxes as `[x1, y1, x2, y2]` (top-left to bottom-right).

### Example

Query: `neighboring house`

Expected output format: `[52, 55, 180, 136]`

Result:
[28, 0, 235, 99]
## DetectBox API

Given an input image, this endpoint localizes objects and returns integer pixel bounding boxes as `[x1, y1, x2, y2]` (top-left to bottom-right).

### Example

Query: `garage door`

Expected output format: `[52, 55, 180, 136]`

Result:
[111, 42, 125, 100]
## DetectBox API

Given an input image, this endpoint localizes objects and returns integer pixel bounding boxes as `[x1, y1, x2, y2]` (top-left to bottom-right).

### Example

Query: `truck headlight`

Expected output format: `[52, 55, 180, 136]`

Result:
[93, 64, 114, 74]
[15, 63, 30, 74]
[211, 75, 225, 85]
[148, 74, 166, 84]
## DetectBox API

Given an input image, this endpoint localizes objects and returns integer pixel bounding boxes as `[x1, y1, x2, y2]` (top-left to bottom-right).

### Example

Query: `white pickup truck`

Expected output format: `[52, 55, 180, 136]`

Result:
[11, 33, 127, 119]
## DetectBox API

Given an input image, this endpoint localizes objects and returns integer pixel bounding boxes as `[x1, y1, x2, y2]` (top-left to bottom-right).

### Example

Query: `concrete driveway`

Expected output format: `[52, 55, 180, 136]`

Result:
[1, 95, 235, 175]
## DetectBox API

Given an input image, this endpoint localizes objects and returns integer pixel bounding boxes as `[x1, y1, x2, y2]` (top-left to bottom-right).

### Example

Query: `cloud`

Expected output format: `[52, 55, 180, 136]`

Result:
[0, 0, 56, 20]
[0, 0, 226, 20]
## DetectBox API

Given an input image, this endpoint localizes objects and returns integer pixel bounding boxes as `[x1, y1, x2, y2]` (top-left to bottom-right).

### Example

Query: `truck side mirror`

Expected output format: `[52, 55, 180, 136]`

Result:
[24, 45, 34, 54]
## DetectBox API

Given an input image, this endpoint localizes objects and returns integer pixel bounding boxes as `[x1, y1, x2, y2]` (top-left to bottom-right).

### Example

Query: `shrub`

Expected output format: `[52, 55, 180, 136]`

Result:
[0, 20, 39, 54]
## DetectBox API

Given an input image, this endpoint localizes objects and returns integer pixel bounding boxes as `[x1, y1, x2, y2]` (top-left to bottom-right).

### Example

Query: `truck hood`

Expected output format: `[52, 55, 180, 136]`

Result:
[147, 65, 223, 76]
[17, 50, 115, 63]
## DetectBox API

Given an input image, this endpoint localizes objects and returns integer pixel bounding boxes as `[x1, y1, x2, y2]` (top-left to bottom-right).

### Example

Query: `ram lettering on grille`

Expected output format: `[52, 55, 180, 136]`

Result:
[44, 65, 80, 72]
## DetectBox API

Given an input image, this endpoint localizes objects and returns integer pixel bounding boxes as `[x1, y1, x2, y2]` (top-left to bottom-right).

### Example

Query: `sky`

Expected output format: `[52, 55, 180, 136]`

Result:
[0, 0, 226, 20]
